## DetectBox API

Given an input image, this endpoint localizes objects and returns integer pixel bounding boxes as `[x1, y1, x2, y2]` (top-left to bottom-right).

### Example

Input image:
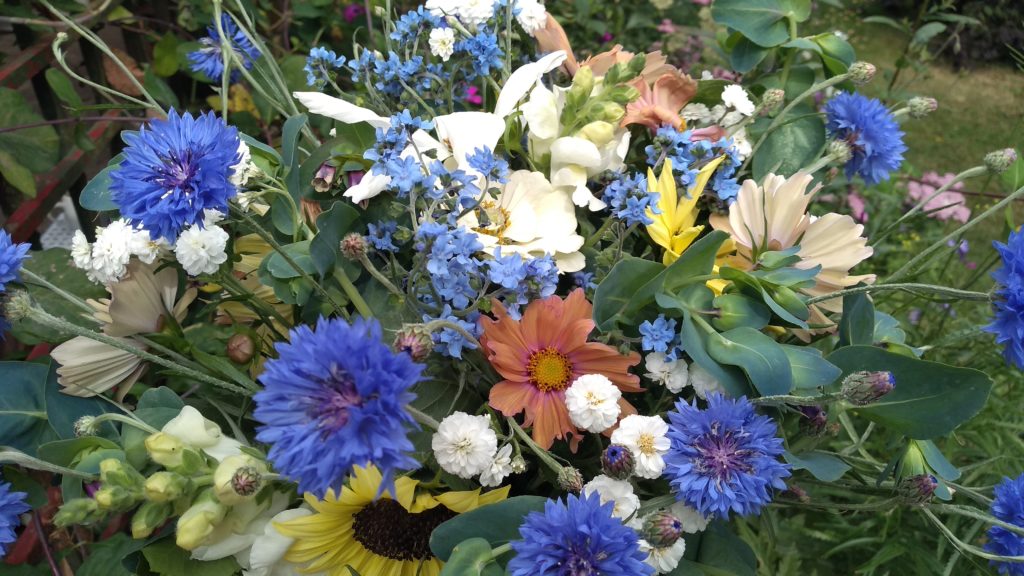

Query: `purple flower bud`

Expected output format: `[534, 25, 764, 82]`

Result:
[641, 511, 684, 548]
[899, 474, 938, 505]
[601, 444, 636, 480]
[312, 162, 337, 193]
[841, 371, 895, 405]
[798, 405, 828, 437]
[393, 326, 433, 362]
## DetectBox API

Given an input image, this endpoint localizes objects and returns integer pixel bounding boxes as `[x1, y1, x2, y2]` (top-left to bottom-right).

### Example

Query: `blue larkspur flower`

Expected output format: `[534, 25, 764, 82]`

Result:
[986, 229, 1024, 369]
[188, 14, 261, 82]
[985, 473, 1024, 575]
[0, 230, 30, 292]
[665, 394, 790, 518]
[0, 478, 29, 559]
[508, 492, 653, 576]
[111, 110, 241, 240]
[253, 317, 422, 497]
[824, 92, 906, 186]
[304, 46, 346, 88]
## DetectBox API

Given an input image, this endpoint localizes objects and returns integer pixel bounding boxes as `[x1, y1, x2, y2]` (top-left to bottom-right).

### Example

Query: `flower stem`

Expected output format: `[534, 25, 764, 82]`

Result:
[422, 319, 482, 351]
[506, 417, 563, 476]
[583, 217, 616, 250]
[19, 268, 97, 315]
[88, 413, 160, 435]
[804, 283, 990, 306]
[358, 254, 404, 297]
[406, 405, 440, 430]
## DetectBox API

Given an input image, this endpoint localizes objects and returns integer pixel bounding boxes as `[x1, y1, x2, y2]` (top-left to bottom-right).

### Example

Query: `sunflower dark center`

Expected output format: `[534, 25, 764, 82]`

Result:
[351, 498, 457, 561]
[312, 364, 363, 434]
[695, 429, 752, 482]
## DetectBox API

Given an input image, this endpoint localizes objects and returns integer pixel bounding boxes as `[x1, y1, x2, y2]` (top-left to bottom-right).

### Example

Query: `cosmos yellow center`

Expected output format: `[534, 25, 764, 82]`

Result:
[638, 433, 656, 455]
[527, 347, 573, 392]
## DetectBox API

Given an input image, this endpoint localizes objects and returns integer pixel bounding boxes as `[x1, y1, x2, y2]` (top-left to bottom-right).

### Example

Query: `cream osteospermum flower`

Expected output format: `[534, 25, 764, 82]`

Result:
[565, 374, 622, 433]
[709, 172, 874, 313]
[583, 475, 640, 526]
[432, 412, 498, 478]
[429, 27, 456, 61]
[458, 170, 585, 272]
[610, 415, 670, 479]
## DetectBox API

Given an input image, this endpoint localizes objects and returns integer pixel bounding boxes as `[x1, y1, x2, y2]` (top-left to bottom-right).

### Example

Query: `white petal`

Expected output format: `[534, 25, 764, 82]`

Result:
[521, 85, 560, 141]
[343, 171, 391, 203]
[292, 92, 389, 129]
[434, 112, 507, 172]
[495, 51, 568, 118]
[162, 406, 223, 449]
[550, 137, 603, 169]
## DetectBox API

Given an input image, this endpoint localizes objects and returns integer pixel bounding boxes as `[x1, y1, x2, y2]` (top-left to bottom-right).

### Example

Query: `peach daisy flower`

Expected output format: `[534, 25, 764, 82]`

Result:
[622, 71, 697, 131]
[480, 289, 642, 450]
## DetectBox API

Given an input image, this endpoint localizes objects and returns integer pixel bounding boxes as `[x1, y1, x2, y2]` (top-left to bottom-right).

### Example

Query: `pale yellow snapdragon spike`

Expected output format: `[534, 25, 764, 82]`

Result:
[645, 155, 726, 265]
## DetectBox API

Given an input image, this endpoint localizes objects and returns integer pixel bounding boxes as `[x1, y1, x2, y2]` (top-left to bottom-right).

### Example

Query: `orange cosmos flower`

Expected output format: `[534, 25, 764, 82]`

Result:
[479, 289, 642, 451]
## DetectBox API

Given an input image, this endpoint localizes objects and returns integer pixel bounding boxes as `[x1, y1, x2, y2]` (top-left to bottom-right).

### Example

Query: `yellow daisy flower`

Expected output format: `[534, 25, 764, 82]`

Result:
[645, 156, 725, 265]
[276, 465, 510, 576]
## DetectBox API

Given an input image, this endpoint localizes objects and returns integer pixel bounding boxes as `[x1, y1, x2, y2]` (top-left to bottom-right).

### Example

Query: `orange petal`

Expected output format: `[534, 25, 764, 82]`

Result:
[489, 380, 536, 419]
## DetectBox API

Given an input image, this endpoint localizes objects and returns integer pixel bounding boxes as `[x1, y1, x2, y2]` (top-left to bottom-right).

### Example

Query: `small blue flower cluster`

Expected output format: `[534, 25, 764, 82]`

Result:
[467, 146, 510, 185]
[366, 221, 399, 252]
[349, 51, 448, 103]
[364, 112, 436, 197]
[604, 172, 660, 226]
[456, 28, 505, 80]
[188, 14, 261, 83]
[639, 314, 681, 359]
[304, 47, 346, 88]
[390, 6, 443, 46]
[646, 126, 742, 203]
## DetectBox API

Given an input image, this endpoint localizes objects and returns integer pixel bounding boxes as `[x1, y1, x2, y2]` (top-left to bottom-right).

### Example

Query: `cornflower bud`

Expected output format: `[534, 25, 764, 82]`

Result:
[985, 148, 1018, 174]
[841, 371, 895, 405]
[600, 444, 636, 480]
[641, 511, 684, 548]
[340, 233, 368, 261]
[899, 474, 938, 505]
[760, 88, 785, 114]
[907, 96, 938, 119]
[393, 326, 434, 362]
[557, 467, 584, 493]
[848, 61, 876, 85]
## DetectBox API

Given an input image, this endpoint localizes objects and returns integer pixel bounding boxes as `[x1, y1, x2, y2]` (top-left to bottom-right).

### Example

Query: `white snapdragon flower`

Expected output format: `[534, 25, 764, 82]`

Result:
[689, 362, 725, 400]
[644, 353, 689, 394]
[610, 415, 670, 479]
[162, 406, 243, 461]
[639, 538, 687, 574]
[429, 27, 456, 62]
[584, 475, 640, 526]
[479, 444, 514, 487]
[432, 412, 498, 478]
[565, 374, 622, 433]
[722, 84, 755, 116]
[174, 223, 229, 276]
[515, 0, 548, 35]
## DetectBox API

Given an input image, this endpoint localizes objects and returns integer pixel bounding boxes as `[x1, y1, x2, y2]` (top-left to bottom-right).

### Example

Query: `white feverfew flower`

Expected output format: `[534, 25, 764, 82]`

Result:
[429, 28, 456, 62]
[583, 475, 640, 526]
[425, 0, 460, 17]
[731, 127, 752, 160]
[564, 374, 622, 433]
[432, 412, 498, 478]
[479, 444, 514, 487]
[89, 220, 136, 284]
[129, 229, 167, 265]
[722, 84, 755, 116]
[640, 538, 687, 574]
[610, 415, 670, 479]
[515, 0, 548, 35]
[681, 103, 711, 124]
[644, 353, 689, 394]
[689, 362, 725, 400]
[71, 230, 92, 270]
[229, 141, 261, 188]
[457, 0, 495, 27]
[175, 223, 229, 276]
[669, 501, 709, 534]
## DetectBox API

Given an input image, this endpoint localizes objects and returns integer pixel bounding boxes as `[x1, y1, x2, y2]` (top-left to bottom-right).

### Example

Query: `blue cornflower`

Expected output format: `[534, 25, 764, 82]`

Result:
[0, 230, 30, 292]
[665, 394, 790, 518]
[466, 147, 510, 184]
[304, 47, 346, 88]
[986, 229, 1024, 369]
[639, 315, 677, 353]
[604, 173, 659, 226]
[508, 492, 653, 576]
[188, 14, 261, 82]
[824, 92, 906, 186]
[424, 306, 481, 359]
[456, 29, 504, 79]
[390, 6, 442, 46]
[0, 478, 29, 559]
[253, 317, 422, 497]
[111, 109, 241, 240]
[985, 473, 1024, 575]
[366, 221, 399, 252]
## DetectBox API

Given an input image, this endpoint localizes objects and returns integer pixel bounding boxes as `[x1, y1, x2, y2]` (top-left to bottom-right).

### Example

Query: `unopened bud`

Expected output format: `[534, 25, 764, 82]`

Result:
[176, 490, 228, 550]
[899, 474, 938, 505]
[760, 88, 785, 114]
[99, 458, 144, 489]
[848, 61, 876, 85]
[600, 444, 636, 480]
[841, 371, 895, 405]
[593, 101, 626, 123]
[340, 232, 368, 261]
[213, 454, 267, 505]
[3, 290, 33, 322]
[827, 139, 853, 165]
[510, 456, 527, 474]
[576, 121, 615, 147]
[985, 148, 1018, 174]
[144, 471, 190, 503]
[641, 511, 684, 548]
[132, 501, 172, 539]
[145, 432, 187, 468]
[785, 484, 810, 504]
[393, 326, 433, 362]
[557, 467, 584, 493]
[907, 97, 938, 119]
[312, 163, 337, 193]
[226, 333, 256, 364]
[54, 498, 101, 527]
[94, 486, 138, 511]
[569, 67, 595, 105]
[74, 416, 98, 438]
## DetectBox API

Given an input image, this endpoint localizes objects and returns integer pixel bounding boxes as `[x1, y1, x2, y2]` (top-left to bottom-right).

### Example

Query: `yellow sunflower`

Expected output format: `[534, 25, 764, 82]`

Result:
[275, 465, 510, 576]
[645, 156, 725, 265]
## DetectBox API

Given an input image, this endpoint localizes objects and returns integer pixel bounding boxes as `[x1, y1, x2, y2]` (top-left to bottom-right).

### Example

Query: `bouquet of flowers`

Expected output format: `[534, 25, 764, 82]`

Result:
[2, 1, 1023, 575]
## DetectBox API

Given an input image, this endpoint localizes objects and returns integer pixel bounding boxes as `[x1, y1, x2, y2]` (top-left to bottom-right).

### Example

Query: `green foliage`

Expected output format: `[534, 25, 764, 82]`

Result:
[10, 248, 107, 345]
[143, 539, 240, 576]
[0, 88, 60, 197]
[430, 496, 547, 561]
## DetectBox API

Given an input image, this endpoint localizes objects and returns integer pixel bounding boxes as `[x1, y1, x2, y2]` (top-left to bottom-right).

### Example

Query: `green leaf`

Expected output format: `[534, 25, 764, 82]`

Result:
[711, 0, 792, 47]
[143, 538, 240, 576]
[439, 538, 502, 576]
[751, 113, 826, 180]
[916, 439, 961, 481]
[911, 22, 947, 48]
[38, 437, 120, 467]
[0, 88, 60, 173]
[152, 34, 180, 77]
[691, 80, 728, 107]
[781, 344, 841, 390]
[729, 36, 770, 74]
[2, 465, 49, 507]
[123, 387, 184, 469]
[827, 346, 993, 439]
[143, 68, 179, 109]
[813, 32, 856, 76]
[862, 15, 908, 33]
[838, 292, 874, 347]
[430, 496, 547, 561]
[265, 241, 316, 279]
[712, 294, 771, 331]
[10, 248, 108, 346]
[671, 521, 757, 575]
[784, 450, 850, 481]
[707, 327, 792, 395]
[76, 532, 145, 576]
[45, 68, 83, 108]
[1002, 156, 1024, 191]
[679, 313, 750, 398]
[241, 132, 282, 163]
[592, 256, 664, 332]
[79, 155, 124, 211]
[281, 113, 308, 170]
[873, 311, 907, 345]
[0, 149, 36, 197]
[310, 201, 361, 277]
[0, 361, 112, 456]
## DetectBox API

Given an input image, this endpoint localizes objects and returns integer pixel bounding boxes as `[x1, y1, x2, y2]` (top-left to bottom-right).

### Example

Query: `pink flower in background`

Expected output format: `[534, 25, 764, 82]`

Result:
[658, 19, 677, 34]
[907, 171, 971, 223]
[599, 32, 615, 43]
[848, 191, 868, 223]
[692, 0, 712, 5]
[343, 3, 366, 23]
[465, 85, 483, 106]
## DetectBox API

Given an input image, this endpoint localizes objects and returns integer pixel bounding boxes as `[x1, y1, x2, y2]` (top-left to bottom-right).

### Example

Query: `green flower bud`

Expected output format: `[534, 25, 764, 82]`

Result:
[827, 139, 853, 165]
[99, 458, 145, 489]
[144, 471, 190, 503]
[94, 486, 139, 512]
[898, 474, 938, 505]
[985, 148, 1018, 174]
[767, 286, 810, 322]
[907, 97, 938, 119]
[848, 61, 876, 85]
[213, 454, 267, 505]
[567, 67, 595, 109]
[132, 501, 173, 539]
[145, 432, 187, 468]
[54, 498, 102, 527]
[176, 490, 228, 550]
[641, 511, 684, 548]
[3, 290, 34, 322]
[556, 467, 584, 493]
[593, 101, 626, 123]
[576, 121, 615, 147]
[841, 371, 895, 406]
